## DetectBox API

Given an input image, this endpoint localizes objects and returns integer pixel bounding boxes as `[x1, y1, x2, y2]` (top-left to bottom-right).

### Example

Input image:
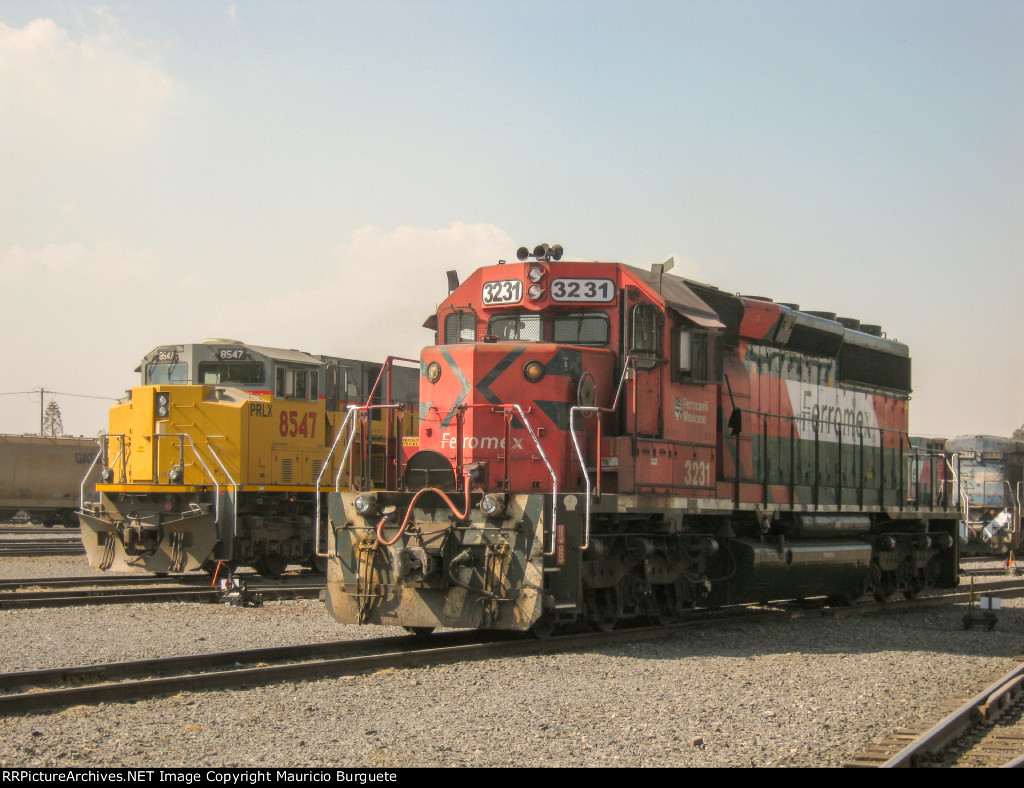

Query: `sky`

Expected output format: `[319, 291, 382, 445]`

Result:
[0, 0, 1020, 439]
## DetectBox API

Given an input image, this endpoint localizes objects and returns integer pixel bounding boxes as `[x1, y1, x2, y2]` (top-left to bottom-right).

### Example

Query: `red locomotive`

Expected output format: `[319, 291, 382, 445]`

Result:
[324, 245, 959, 634]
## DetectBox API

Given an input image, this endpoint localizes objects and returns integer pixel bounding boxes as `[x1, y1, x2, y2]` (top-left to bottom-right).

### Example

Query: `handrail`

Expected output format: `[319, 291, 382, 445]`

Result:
[312, 403, 408, 559]
[509, 403, 559, 556]
[568, 359, 634, 551]
[154, 432, 237, 530]
[80, 432, 236, 533]
[79, 434, 115, 510]
[313, 407, 358, 558]
[335, 404, 408, 491]
[726, 406, 954, 510]
[445, 402, 559, 556]
[945, 453, 969, 524]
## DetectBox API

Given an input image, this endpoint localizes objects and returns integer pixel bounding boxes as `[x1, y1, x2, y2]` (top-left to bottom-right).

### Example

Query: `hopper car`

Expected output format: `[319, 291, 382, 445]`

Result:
[78, 340, 417, 576]
[324, 244, 960, 634]
[944, 435, 1024, 555]
[0, 434, 98, 527]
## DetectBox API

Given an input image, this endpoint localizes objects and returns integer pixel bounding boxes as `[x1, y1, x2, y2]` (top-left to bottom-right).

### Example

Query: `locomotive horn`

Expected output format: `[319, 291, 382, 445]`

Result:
[549, 244, 563, 261]
[533, 243, 550, 260]
[517, 247, 530, 261]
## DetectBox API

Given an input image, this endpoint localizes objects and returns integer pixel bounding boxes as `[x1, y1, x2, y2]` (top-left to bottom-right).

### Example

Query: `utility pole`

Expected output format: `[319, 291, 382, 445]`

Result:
[39, 388, 45, 436]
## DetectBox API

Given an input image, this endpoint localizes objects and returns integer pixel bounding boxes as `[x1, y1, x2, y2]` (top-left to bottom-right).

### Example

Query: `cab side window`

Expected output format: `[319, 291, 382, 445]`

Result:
[675, 328, 723, 384]
[443, 310, 477, 344]
[630, 303, 661, 369]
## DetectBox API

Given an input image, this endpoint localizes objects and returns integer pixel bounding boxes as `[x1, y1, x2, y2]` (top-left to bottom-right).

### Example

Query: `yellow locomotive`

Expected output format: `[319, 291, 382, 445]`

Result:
[79, 340, 417, 576]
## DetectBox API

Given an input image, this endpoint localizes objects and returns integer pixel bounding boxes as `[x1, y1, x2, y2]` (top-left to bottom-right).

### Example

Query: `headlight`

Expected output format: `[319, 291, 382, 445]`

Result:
[528, 266, 545, 283]
[155, 392, 170, 419]
[479, 494, 507, 517]
[100, 467, 113, 483]
[168, 466, 183, 484]
[426, 361, 442, 383]
[354, 494, 378, 517]
[528, 284, 544, 300]
[523, 360, 545, 382]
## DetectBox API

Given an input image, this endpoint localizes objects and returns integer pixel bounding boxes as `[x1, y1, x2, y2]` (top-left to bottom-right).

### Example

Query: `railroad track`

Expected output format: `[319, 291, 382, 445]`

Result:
[0, 537, 84, 557]
[845, 657, 1024, 767]
[5, 581, 1024, 718]
[0, 526, 80, 535]
[0, 572, 324, 609]
[0, 610, 781, 716]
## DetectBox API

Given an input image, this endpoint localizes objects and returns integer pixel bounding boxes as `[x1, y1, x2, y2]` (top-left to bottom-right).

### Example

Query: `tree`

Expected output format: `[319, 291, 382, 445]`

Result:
[1013, 424, 1024, 441]
[43, 400, 63, 437]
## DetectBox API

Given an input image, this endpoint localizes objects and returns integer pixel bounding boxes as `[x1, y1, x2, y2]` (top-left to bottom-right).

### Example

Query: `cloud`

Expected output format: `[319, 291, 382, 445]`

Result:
[205, 222, 513, 360]
[0, 241, 157, 280]
[0, 13, 180, 150]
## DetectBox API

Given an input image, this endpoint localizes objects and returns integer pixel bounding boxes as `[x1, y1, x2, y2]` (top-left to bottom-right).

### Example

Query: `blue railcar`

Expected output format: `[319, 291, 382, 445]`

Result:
[945, 435, 1024, 555]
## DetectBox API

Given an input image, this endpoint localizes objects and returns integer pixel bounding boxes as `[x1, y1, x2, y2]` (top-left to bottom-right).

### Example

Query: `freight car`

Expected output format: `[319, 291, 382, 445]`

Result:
[323, 245, 960, 634]
[0, 434, 98, 527]
[78, 340, 417, 576]
[944, 435, 1024, 555]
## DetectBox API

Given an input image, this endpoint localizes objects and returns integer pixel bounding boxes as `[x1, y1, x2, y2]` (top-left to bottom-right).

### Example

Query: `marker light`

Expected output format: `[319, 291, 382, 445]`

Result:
[155, 392, 170, 420]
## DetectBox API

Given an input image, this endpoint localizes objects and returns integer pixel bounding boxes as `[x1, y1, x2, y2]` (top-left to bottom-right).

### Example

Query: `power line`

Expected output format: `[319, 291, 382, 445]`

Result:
[0, 388, 118, 436]
[0, 390, 116, 400]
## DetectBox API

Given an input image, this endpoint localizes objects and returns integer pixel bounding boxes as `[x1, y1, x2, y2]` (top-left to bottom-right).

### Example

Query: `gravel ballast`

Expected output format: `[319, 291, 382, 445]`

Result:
[1, 555, 1022, 768]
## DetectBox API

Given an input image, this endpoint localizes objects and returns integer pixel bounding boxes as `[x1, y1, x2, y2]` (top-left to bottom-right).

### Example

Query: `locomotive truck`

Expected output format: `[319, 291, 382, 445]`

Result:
[324, 246, 960, 634]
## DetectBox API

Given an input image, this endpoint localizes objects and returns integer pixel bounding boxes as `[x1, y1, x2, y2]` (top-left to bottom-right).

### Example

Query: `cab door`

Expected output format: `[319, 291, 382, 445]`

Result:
[625, 300, 663, 438]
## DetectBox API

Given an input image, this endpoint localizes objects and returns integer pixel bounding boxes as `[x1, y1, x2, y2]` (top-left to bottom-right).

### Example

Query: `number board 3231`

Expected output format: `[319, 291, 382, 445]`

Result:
[481, 280, 523, 305]
[551, 278, 616, 303]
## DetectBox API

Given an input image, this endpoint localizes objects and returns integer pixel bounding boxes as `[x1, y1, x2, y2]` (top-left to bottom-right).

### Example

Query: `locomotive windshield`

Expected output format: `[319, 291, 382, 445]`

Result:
[488, 314, 542, 341]
[552, 313, 610, 346]
[145, 362, 189, 384]
[485, 312, 610, 346]
[197, 361, 265, 386]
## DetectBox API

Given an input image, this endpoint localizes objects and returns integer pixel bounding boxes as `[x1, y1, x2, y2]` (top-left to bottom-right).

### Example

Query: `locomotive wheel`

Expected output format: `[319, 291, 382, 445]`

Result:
[402, 627, 435, 637]
[591, 619, 616, 633]
[530, 618, 556, 639]
[307, 556, 328, 575]
[254, 554, 289, 579]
